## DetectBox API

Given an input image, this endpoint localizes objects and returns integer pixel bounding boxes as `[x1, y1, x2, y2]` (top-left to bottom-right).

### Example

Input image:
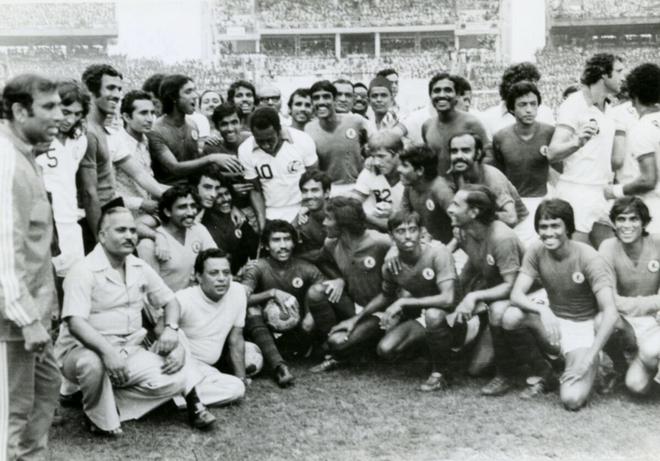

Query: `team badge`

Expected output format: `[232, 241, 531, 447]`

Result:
[648, 260, 660, 273]
[287, 160, 303, 173]
[652, 120, 660, 129]
[425, 199, 435, 211]
[422, 268, 435, 280]
[486, 254, 495, 266]
[234, 228, 243, 239]
[292, 277, 304, 288]
[191, 241, 202, 253]
[539, 145, 549, 156]
[345, 128, 357, 139]
[364, 256, 376, 269]
[572, 271, 585, 284]
[191, 129, 199, 141]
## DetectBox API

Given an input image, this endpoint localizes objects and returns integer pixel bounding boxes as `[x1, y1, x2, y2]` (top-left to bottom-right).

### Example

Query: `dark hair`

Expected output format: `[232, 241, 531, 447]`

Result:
[310, 80, 337, 99]
[227, 80, 255, 104]
[158, 184, 197, 222]
[399, 144, 438, 181]
[199, 89, 223, 106]
[333, 78, 353, 88]
[461, 184, 497, 225]
[448, 132, 486, 163]
[498, 62, 541, 100]
[609, 196, 651, 237]
[287, 88, 311, 110]
[625, 63, 660, 106]
[261, 219, 298, 249]
[250, 106, 281, 132]
[376, 68, 398, 79]
[299, 169, 331, 192]
[326, 196, 366, 236]
[98, 206, 133, 234]
[159, 74, 193, 115]
[581, 53, 623, 86]
[211, 102, 239, 127]
[505, 81, 542, 114]
[58, 80, 90, 118]
[387, 210, 421, 233]
[2, 74, 57, 120]
[534, 198, 575, 237]
[192, 163, 224, 188]
[453, 75, 472, 96]
[120, 90, 153, 117]
[194, 248, 230, 274]
[353, 82, 368, 92]
[81, 64, 122, 97]
[562, 84, 579, 100]
[428, 72, 461, 97]
[142, 73, 165, 96]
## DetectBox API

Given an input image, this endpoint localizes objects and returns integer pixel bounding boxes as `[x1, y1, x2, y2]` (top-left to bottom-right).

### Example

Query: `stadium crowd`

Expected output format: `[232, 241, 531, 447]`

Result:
[552, 0, 660, 19]
[3, 41, 660, 460]
[0, 2, 116, 30]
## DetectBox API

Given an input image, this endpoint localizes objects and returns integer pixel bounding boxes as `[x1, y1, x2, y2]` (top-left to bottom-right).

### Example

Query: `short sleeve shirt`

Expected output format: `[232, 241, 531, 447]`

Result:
[556, 91, 615, 185]
[148, 116, 202, 184]
[610, 101, 639, 184]
[479, 164, 529, 224]
[629, 112, 660, 203]
[240, 257, 324, 306]
[176, 282, 246, 365]
[521, 240, 612, 321]
[599, 235, 660, 298]
[305, 114, 367, 185]
[293, 211, 327, 257]
[322, 229, 392, 306]
[55, 245, 174, 361]
[353, 168, 404, 217]
[458, 220, 524, 289]
[492, 122, 555, 197]
[381, 241, 456, 300]
[138, 223, 216, 292]
[239, 128, 318, 222]
[400, 177, 454, 244]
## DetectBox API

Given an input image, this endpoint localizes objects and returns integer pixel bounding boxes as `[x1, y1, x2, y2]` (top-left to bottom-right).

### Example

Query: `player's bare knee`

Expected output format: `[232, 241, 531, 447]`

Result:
[560, 386, 588, 411]
[424, 308, 447, 328]
[306, 283, 327, 304]
[488, 301, 509, 327]
[376, 339, 394, 359]
[638, 338, 660, 365]
[625, 371, 650, 395]
[501, 307, 525, 331]
[301, 313, 315, 333]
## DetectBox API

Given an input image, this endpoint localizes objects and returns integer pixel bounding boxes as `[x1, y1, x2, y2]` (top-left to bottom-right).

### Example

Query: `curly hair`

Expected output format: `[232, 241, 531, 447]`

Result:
[81, 64, 122, 97]
[581, 53, 623, 86]
[326, 196, 366, 236]
[625, 63, 660, 106]
[498, 62, 541, 100]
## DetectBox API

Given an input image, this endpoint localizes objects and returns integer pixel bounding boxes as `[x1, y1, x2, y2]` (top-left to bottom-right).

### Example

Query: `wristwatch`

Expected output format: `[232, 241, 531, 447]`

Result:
[165, 323, 179, 331]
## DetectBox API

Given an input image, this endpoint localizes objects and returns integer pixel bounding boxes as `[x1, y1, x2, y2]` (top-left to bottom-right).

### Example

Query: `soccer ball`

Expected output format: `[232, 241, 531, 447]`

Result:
[244, 341, 263, 377]
[263, 298, 301, 332]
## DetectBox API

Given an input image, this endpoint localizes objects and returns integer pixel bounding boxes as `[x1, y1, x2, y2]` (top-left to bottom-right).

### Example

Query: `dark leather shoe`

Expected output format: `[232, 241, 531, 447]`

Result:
[188, 401, 216, 430]
[275, 363, 295, 388]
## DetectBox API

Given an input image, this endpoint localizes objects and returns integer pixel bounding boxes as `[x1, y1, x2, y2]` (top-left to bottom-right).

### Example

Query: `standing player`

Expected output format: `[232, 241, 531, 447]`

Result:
[352, 82, 369, 118]
[508, 199, 619, 410]
[398, 145, 455, 244]
[294, 170, 332, 260]
[36, 80, 89, 277]
[604, 63, 660, 232]
[333, 79, 354, 114]
[600, 197, 660, 395]
[548, 53, 625, 247]
[421, 72, 491, 177]
[368, 76, 400, 132]
[492, 81, 555, 241]
[1, 74, 62, 461]
[227, 80, 256, 133]
[351, 131, 404, 231]
[239, 107, 318, 229]
[305, 80, 370, 196]
[375, 68, 400, 114]
[138, 186, 216, 292]
[142, 73, 165, 116]
[287, 88, 313, 131]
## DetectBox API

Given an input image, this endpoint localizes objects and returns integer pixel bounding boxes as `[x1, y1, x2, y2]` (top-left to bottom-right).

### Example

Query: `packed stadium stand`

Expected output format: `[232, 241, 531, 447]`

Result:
[551, 0, 660, 19]
[0, 2, 116, 30]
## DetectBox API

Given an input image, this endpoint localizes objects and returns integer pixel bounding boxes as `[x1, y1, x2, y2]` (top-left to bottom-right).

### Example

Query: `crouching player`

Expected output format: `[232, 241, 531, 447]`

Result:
[240, 220, 348, 387]
[173, 249, 264, 409]
[600, 197, 660, 394]
[508, 198, 619, 410]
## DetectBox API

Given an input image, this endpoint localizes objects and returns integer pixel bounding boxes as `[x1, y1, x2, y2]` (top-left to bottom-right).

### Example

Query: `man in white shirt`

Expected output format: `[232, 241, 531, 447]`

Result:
[548, 53, 625, 248]
[239, 107, 318, 229]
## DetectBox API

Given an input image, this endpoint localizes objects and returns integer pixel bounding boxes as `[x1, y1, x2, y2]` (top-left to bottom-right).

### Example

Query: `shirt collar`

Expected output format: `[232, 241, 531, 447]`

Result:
[0, 122, 35, 158]
[251, 127, 293, 152]
[88, 243, 143, 272]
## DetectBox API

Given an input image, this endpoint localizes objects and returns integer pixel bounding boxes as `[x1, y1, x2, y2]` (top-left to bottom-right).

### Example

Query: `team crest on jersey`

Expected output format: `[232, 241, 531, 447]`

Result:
[191, 129, 199, 141]
[486, 254, 495, 266]
[652, 120, 660, 129]
[539, 145, 549, 156]
[363, 256, 376, 269]
[648, 260, 660, 273]
[425, 199, 435, 211]
[292, 277, 304, 288]
[191, 241, 202, 253]
[287, 160, 303, 173]
[572, 271, 585, 284]
[422, 268, 435, 280]
[345, 128, 357, 139]
[234, 228, 243, 239]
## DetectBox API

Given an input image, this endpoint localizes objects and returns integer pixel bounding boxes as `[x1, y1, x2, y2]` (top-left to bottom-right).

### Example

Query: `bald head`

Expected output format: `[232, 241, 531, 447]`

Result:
[257, 82, 282, 111]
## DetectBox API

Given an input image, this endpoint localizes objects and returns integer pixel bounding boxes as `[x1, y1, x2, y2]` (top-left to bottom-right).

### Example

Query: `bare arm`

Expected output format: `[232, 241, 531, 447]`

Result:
[547, 124, 597, 163]
[78, 166, 101, 236]
[117, 156, 168, 198]
[228, 327, 246, 379]
[496, 201, 518, 228]
[249, 186, 266, 232]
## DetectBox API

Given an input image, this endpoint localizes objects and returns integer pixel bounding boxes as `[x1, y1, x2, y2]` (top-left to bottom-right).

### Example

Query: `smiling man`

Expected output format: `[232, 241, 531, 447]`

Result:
[422, 72, 491, 177]
[287, 88, 313, 131]
[227, 80, 257, 133]
[294, 169, 332, 260]
[138, 185, 216, 292]
[507, 198, 619, 409]
[305, 80, 371, 196]
[332, 78, 354, 114]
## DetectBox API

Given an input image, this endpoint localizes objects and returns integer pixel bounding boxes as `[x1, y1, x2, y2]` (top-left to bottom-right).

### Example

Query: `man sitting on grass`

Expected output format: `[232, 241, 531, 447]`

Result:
[508, 198, 619, 410]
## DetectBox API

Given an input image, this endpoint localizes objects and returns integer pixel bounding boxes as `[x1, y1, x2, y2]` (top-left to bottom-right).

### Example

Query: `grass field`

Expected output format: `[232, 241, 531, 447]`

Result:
[48, 356, 660, 461]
